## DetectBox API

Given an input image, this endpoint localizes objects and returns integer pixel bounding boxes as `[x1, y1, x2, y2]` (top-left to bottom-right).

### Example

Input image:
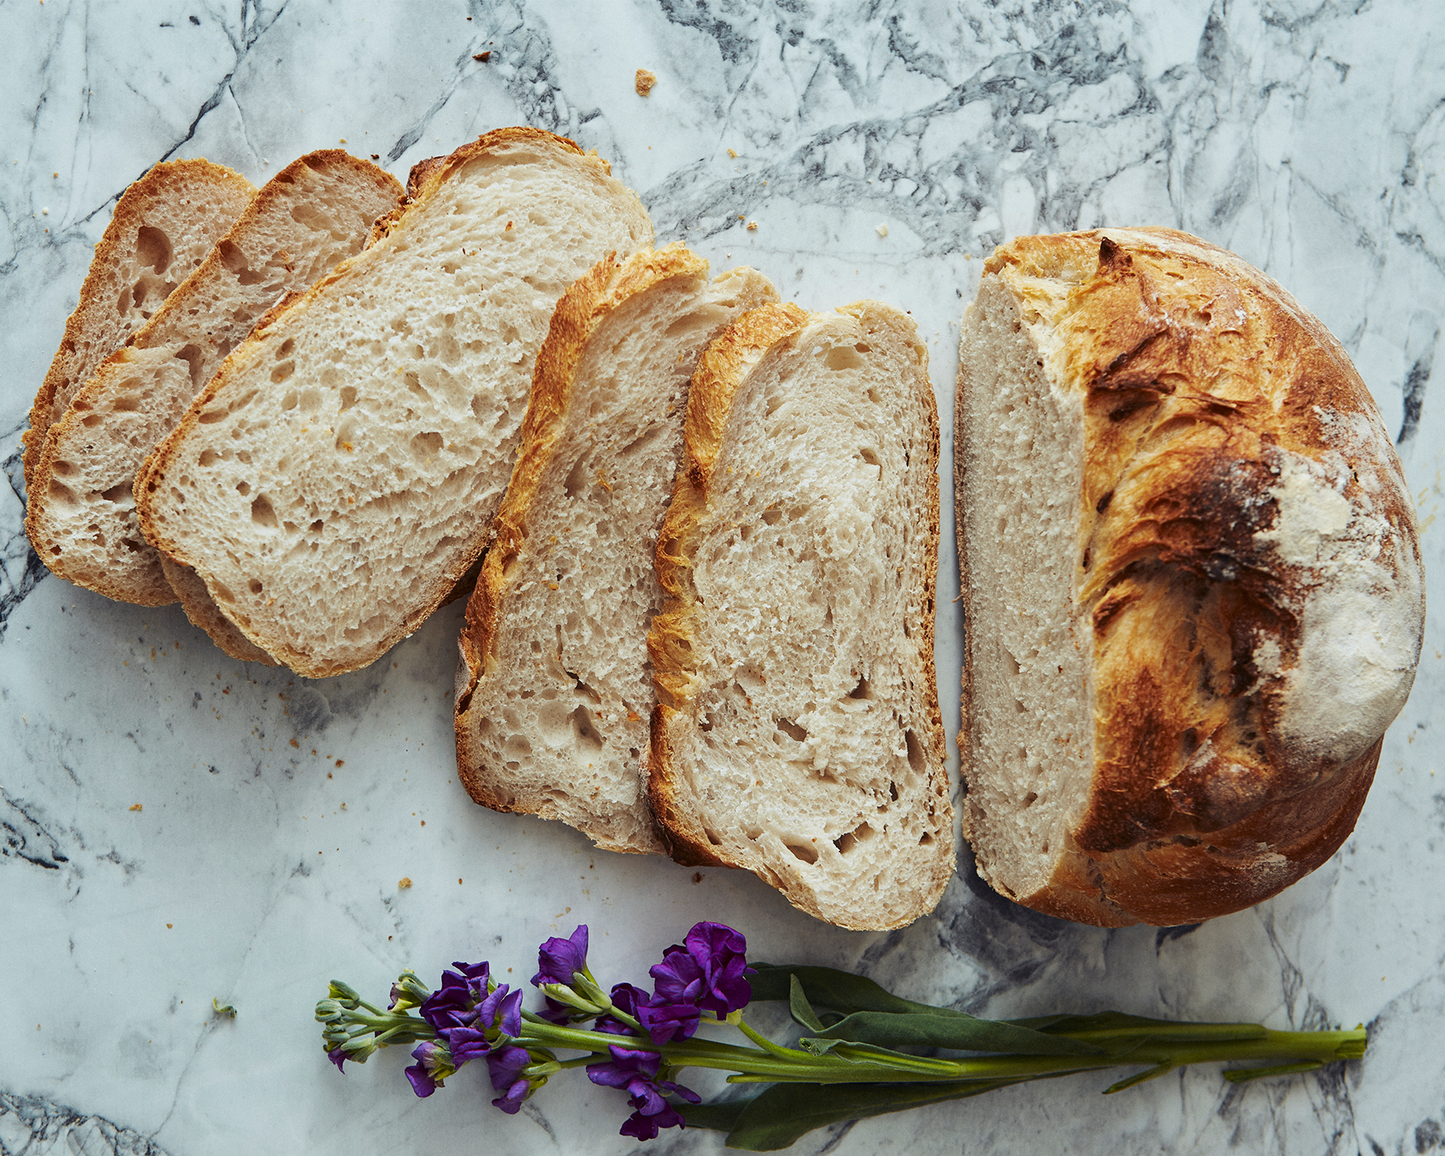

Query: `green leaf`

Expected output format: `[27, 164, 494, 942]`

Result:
[788, 975, 826, 1033]
[716, 1079, 1030, 1150]
[750, 964, 951, 1017]
[811, 1010, 1104, 1056]
[679, 1097, 753, 1133]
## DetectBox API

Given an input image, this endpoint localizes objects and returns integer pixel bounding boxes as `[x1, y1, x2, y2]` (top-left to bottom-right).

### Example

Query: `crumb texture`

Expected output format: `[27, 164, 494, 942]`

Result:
[24, 159, 255, 492]
[28, 152, 403, 608]
[650, 301, 951, 930]
[138, 130, 653, 676]
[456, 249, 777, 854]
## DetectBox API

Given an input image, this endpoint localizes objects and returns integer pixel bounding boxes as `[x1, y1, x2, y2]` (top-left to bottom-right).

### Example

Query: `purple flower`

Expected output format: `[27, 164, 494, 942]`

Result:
[404, 1040, 451, 1098]
[419, 960, 490, 1033]
[650, 923, 753, 1018]
[488, 1044, 533, 1114]
[532, 925, 589, 987]
[327, 1046, 349, 1072]
[635, 998, 700, 1044]
[596, 983, 649, 1034]
[478, 984, 523, 1038]
[589, 1042, 697, 1140]
[442, 1025, 491, 1065]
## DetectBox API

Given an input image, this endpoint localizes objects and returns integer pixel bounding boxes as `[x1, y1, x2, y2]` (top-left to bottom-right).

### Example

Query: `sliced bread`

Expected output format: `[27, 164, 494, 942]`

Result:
[956, 228, 1424, 926]
[136, 129, 654, 677]
[26, 151, 404, 608]
[454, 245, 778, 855]
[647, 302, 953, 930]
[24, 159, 255, 495]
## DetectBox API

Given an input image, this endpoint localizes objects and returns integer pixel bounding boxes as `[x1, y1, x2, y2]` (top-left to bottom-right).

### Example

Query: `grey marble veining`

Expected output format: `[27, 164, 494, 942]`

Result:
[2, 2, 1443, 1154]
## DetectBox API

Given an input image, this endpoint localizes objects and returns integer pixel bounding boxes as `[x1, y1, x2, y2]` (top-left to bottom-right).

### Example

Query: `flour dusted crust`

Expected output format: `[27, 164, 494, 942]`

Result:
[24, 159, 254, 495]
[649, 302, 953, 930]
[956, 227, 1424, 927]
[26, 151, 403, 609]
[136, 128, 654, 677]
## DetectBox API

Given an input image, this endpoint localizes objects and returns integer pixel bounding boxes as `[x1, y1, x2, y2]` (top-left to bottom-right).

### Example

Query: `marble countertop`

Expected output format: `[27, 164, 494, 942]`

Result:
[2, 2, 1441, 1153]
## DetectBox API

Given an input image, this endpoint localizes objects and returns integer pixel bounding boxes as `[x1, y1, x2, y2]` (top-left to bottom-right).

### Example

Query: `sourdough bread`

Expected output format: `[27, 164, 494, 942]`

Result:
[454, 245, 778, 854]
[136, 129, 654, 677]
[26, 151, 404, 609]
[956, 227, 1424, 927]
[24, 159, 254, 495]
[648, 301, 953, 930]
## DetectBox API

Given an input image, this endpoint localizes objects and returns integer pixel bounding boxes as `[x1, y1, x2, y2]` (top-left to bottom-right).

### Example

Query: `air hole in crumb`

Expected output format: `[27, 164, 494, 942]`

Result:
[705, 827, 724, 846]
[339, 386, 358, 411]
[271, 360, 296, 384]
[177, 344, 205, 387]
[761, 508, 782, 526]
[410, 430, 443, 459]
[904, 731, 924, 773]
[198, 449, 221, 467]
[570, 706, 604, 751]
[236, 481, 251, 496]
[100, 482, 131, 503]
[822, 345, 865, 371]
[563, 456, 588, 499]
[739, 524, 752, 541]
[848, 675, 872, 700]
[859, 447, 881, 468]
[248, 579, 263, 594]
[784, 841, 819, 865]
[251, 495, 279, 528]
[136, 225, 173, 272]
[776, 718, 808, 742]
[919, 832, 934, 846]
[1022, 791, 1038, 808]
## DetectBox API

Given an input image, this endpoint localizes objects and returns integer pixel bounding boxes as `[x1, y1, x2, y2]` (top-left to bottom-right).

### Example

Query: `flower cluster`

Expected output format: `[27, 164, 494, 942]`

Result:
[320, 920, 752, 1137]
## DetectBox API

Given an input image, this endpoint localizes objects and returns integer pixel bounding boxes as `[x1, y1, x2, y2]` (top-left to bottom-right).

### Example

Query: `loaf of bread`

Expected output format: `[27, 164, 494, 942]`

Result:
[26, 151, 403, 612]
[24, 159, 254, 496]
[648, 302, 954, 930]
[455, 245, 778, 854]
[955, 227, 1424, 927]
[136, 129, 654, 677]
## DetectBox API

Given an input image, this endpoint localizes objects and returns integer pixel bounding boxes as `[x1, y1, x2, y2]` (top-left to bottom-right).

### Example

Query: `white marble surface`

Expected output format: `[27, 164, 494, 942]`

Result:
[2, 1, 1442, 1153]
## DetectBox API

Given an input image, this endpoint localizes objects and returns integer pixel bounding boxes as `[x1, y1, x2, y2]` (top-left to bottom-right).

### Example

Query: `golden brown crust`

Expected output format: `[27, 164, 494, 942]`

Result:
[135, 129, 616, 676]
[454, 242, 709, 820]
[961, 227, 1422, 926]
[24, 159, 254, 495]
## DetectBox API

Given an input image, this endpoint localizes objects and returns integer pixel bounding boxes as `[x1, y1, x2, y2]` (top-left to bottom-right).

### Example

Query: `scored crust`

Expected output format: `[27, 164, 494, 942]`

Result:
[957, 227, 1424, 927]
[24, 159, 254, 495]
[135, 128, 654, 677]
[648, 301, 952, 930]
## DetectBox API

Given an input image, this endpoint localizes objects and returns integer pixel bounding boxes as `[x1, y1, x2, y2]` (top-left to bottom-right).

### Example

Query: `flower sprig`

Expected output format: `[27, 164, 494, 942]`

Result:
[317, 921, 1367, 1150]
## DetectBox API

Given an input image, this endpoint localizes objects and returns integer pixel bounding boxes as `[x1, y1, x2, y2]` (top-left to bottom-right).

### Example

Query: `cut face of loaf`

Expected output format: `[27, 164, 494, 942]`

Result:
[24, 159, 255, 494]
[956, 227, 1424, 927]
[26, 151, 404, 609]
[137, 129, 654, 677]
[455, 246, 779, 854]
[648, 302, 953, 930]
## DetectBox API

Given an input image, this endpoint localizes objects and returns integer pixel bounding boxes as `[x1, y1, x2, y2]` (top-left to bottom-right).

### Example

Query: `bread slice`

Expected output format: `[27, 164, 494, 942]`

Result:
[137, 129, 654, 677]
[26, 151, 404, 609]
[647, 302, 953, 930]
[454, 245, 778, 854]
[24, 159, 254, 495]
[955, 228, 1424, 927]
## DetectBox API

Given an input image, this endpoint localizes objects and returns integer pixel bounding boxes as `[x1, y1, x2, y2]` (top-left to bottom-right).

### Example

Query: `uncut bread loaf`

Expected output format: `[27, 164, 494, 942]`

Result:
[26, 151, 403, 613]
[956, 227, 1424, 928]
[24, 159, 254, 494]
[648, 301, 953, 930]
[454, 245, 777, 855]
[136, 129, 653, 677]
